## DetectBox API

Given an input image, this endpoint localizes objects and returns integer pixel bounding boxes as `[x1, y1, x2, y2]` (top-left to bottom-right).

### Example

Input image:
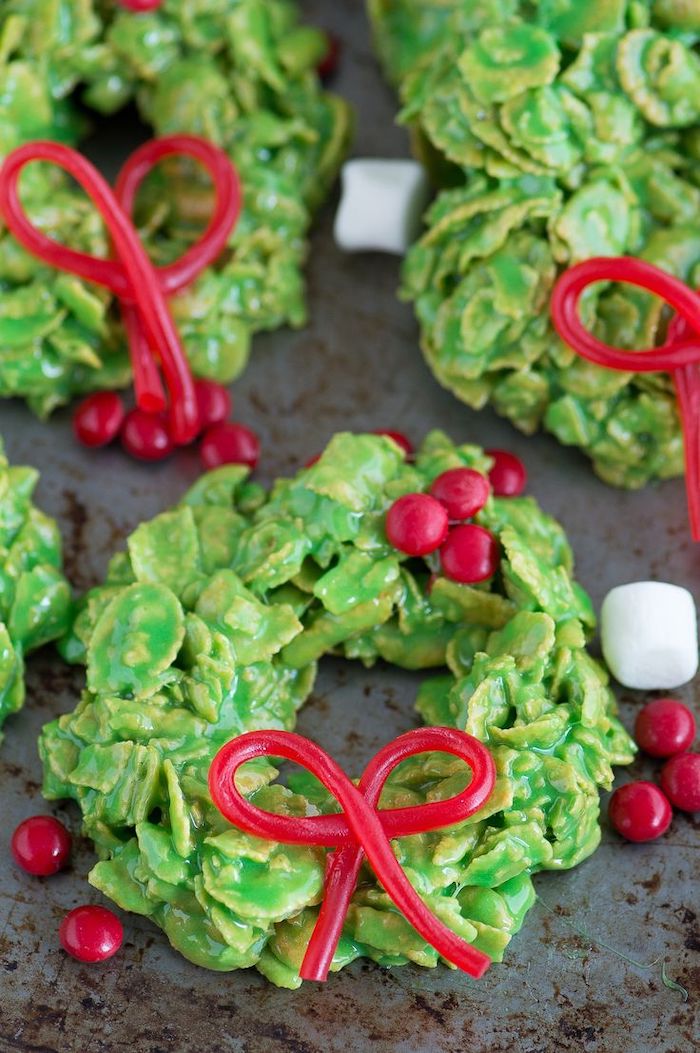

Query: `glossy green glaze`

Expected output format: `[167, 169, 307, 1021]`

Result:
[41, 432, 634, 986]
[0, 0, 352, 414]
[369, 0, 700, 488]
[0, 437, 71, 740]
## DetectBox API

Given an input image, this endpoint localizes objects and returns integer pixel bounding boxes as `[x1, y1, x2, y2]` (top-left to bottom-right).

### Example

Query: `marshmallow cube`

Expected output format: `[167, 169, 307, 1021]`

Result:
[601, 582, 698, 690]
[334, 159, 430, 255]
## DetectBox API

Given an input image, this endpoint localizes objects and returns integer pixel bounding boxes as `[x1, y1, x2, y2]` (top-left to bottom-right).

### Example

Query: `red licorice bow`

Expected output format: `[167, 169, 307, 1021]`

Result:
[118, 1, 163, 11]
[0, 136, 241, 445]
[209, 727, 496, 983]
[552, 257, 700, 540]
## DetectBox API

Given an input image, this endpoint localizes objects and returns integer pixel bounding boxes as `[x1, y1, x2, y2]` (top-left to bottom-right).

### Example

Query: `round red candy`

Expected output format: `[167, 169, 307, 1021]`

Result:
[59, 905, 123, 963]
[634, 699, 696, 758]
[121, 409, 173, 461]
[440, 524, 499, 584]
[430, 468, 490, 520]
[200, 422, 260, 470]
[660, 753, 700, 812]
[608, 781, 672, 842]
[73, 392, 125, 448]
[317, 32, 341, 80]
[194, 379, 232, 431]
[373, 430, 413, 457]
[11, 815, 72, 877]
[486, 450, 527, 497]
[385, 493, 449, 557]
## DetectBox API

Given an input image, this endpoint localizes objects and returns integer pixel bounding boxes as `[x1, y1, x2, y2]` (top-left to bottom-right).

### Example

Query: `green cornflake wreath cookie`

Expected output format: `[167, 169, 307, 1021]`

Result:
[368, 0, 700, 488]
[0, 0, 351, 416]
[0, 437, 71, 741]
[40, 432, 635, 987]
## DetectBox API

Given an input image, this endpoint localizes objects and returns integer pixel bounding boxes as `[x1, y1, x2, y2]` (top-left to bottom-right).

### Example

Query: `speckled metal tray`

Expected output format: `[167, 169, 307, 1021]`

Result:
[0, 3, 697, 1051]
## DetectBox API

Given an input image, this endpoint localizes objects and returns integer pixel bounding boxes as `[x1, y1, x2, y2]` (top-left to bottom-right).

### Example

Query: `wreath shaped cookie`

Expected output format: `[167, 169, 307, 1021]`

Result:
[0, 0, 351, 415]
[0, 438, 71, 741]
[368, 0, 700, 489]
[40, 431, 635, 987]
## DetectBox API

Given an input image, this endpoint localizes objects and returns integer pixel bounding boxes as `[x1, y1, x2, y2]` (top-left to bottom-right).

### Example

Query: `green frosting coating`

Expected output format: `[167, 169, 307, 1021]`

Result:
[369, 0, 700, 488]
[41, 432, 634, 986]
[0, 0, 352, 415]
[0, 437, 71, 740]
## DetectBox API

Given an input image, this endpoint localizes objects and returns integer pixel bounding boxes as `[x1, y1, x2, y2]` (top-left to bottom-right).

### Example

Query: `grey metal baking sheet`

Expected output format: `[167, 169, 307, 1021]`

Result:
[0, 2, 697, 1050]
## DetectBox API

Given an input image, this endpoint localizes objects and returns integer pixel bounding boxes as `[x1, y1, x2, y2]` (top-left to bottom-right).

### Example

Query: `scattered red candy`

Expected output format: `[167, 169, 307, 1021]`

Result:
[11, 816, 72, 877]
[73, 392, 125, 448]
[121, 409, 173, 461]
[660, 753, 700, 812]
[194, 379, 232, 432]
[385, 493, 449, 557]
[440, 524, 499, 584]
[373, 430, 413, 457]
[59, 905, 123, 963]
[430, 468, 490, 521]
[608, 781, 673, 842]
[634, 699, 696, 758]
[200, 422, 260, 470]
[317, 32, 341, 81]
[486, 450, 527, 497]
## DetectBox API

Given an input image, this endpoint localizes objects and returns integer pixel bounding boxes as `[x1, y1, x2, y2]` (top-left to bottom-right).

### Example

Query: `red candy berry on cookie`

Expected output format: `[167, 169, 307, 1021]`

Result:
[194, 379, 232, 431]
[317, 32, 341, 81]
[11, 816, 72, 877]
[200, 422, 260, 470]
[486, 450, 527, 497]
[373, 430, 413, 457]
[430, 468, 490, 520]
[385, 493, 449, 556]
[660, 753, 700, 812]
[440, 524, 499, 584]
[73, 392, 125, 448]
[59, 905, 123, 963]
[634, 699, 696, 758]
[121, 409, 173, 461]
[608, 781, 673, 842]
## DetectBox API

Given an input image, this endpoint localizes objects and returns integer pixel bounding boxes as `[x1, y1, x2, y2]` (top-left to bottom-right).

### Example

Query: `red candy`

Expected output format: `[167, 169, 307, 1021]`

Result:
[608, 781, 673, 842]
[200, 422, 260, 470]
[209, 727, 495, 983]
[486, 450, 527, 497]
[11, 816, 71, 877]
[660, 753, 700, 812]
[440, 524, 499, 584]
[317, 32, 341, 81]
[373, 430, 413, 457]
[118, 1, 163, 14]
[121, 409, 173, 461]
[430, 468, 490, 520]
[194, 379, 232, 431]
[634, 699, 696, 758]
[73, 392, 125, 448]
[59, 905, 123, 963]
[385, 493, 449, 557]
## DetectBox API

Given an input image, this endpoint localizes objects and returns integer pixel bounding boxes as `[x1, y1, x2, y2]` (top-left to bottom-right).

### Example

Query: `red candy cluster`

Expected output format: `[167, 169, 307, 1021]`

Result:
[10, 815, 122, 963]
[385, 449, 526, 584]
[608, 698, 699, 842]
[74, 382, 260, 470]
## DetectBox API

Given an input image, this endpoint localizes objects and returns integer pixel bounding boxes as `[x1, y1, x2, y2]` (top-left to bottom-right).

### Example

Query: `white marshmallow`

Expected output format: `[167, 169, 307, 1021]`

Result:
[334, 159, 430, 255]
[601, 582, 698, 690]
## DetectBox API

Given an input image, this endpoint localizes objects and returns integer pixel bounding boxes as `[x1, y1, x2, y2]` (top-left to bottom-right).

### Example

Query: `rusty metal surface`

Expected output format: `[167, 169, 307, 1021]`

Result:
[0, 2, 697, 1050]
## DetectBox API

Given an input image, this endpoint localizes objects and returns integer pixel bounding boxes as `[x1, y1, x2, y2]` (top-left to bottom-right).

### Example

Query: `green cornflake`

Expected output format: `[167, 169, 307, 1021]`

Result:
[0, 436, 71, 741]
[369, 0, 700, 489]
[40, 432, 635, 986]
[0, 0, 352, 415]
